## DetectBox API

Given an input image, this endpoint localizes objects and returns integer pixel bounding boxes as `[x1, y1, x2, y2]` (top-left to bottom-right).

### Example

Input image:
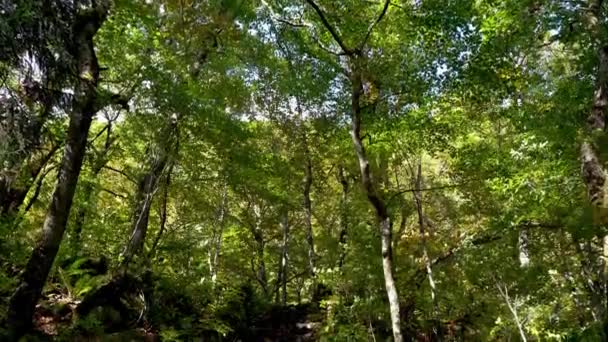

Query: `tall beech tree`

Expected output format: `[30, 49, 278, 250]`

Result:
[6, 1, 111, 337]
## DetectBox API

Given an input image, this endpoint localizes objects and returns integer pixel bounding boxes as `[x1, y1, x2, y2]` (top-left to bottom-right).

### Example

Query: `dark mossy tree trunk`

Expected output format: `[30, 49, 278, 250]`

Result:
[337, 165, 349, 270]
[302, 137, 315, 277]
[580, 0, 608, 336]
[150, 165, 173, 257]
[5, 4, 109, 338]
[120, 116, 178, 270]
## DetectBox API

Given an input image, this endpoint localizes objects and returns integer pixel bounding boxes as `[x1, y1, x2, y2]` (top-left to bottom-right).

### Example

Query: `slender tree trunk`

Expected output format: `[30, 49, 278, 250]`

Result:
[7, 164, 58, 233]
[601, 234, 608, 334]
[395, 202, 409, 242]
[120, 119, 176, 269]
[573, 237, 604, 321]
[349, 64, 403, 342]
[23, 164, 56, 214]
[5, 5, 109, 337]
[413, 161, 442, 341]
[120, 160, 164, 269]
[303, 140, 315, 277]
[150, 164, 173, 257]
[337, 165, 349, 269]
[210, 182, 228, 283]
[256, 238, 267, 294]
[496, 281, 527, 342]
[280, 211, 289, 305]
[518, 227, 530, 268]
[252, 203, 268, 295]
[297, 1, 395, 336]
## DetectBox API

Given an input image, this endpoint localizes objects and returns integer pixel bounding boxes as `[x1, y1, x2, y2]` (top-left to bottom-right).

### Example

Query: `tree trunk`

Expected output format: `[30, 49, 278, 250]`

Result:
[150, 163, 173, 257]
[5, 5, 109, 337]
[279, 211, 289, 305]
[210, 182, 228, 283]
[5, 164, 58, 235]
[120, 158, 165, 268]
[349, 64, 403, 342]
[413, 161, 442, 341]
[23, 164, 56, 214]
[252, 203, 268, 295]
[518, 227, 530, 268]
[496, 281, 527, 342]
[581, 1, 608, 206]
[298, 1, 398, 337]
[120, 117, 177, 269]
[572, 237, 605, 322]
[337, 165, 349, 270]
[580, 0, 608, 335]
[303, 139, 315, 277]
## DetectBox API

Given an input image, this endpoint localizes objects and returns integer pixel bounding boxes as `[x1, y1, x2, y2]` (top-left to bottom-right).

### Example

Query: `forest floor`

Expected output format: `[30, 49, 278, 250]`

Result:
[27, 292, 323, 341]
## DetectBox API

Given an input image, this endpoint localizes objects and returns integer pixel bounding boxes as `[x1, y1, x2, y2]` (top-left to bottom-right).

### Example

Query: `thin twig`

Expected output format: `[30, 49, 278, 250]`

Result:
[102, 165, 137, 184]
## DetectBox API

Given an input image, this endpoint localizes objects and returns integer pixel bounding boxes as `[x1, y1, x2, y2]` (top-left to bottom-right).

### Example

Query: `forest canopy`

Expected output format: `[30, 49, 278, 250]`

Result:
[1, 0, 608, 341]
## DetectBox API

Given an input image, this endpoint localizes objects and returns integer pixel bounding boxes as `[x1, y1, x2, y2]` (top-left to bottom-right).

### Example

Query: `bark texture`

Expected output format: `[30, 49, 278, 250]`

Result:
[5, 3, 109, 337]
[580, 0, 608, 335]
[582, 0, 608, 209]
[121, 117, 178, 269]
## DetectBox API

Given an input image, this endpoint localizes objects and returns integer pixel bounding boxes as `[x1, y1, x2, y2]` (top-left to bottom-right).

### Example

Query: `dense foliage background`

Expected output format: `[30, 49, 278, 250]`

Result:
[2, 0, 608, 341]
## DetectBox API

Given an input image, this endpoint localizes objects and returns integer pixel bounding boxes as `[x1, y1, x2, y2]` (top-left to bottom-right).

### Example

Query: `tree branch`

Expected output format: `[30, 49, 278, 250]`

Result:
[263, 0, 345, 56]
[100, 187, 129, 199]
[89, 123, 110, 145]
[411, 221, 561, 289]
[24, 165, 58, 213]
[102, 165, 137, 184]
[387, 181, 476, 205]
[304, 0, 354, 55]
[413, 233, 502, 289]
[359, 0, 390, 50]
